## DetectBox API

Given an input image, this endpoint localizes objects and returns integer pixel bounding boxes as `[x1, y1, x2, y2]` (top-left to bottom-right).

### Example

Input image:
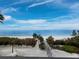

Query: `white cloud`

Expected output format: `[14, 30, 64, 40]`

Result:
[70, 3, 79, 9]
[4, 15, 12, 21]
[70, 3, 79, 13]
[1, 23, 79, 30]
[15, 19, 47, 24]
[28, 0, 54, 8]
[2, 7, 17, 14]
[11, 0, 32, 6]
[1, 16, 79, 30]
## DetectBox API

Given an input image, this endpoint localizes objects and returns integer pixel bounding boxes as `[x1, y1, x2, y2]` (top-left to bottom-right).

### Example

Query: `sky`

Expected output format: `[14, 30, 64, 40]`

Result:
[0, 0, 79, 36]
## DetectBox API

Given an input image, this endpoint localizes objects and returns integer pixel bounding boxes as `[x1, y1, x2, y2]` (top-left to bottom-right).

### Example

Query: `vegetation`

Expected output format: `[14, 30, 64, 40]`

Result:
[54, 40, 65, 45]
[39, 42, 46, 50]
[33, 33, 46, 50]
[53, 45, 79, 53]
[37, 35, 46, 50]
[46, 34, 79, 54]
[65, 36, 79, 48]
[33, 33, 44, 42]
[72, 30, 77, 36]
[61, 45, 79, 53]
[32, 33, 38, 38]
[46, 36, 54, 47]
[77, 30, 79, 35]
[0, 37, 37, 47]
[0, 33, 45, 50]
[0, 13, 4, 23]
[24, 38, 37, 47]
[37, 35, 44, 42]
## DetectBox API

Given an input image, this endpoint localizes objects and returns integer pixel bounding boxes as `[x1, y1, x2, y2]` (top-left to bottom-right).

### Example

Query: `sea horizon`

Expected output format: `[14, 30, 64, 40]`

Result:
[0, 30, 73, 40]
[0, 30, 72, 36]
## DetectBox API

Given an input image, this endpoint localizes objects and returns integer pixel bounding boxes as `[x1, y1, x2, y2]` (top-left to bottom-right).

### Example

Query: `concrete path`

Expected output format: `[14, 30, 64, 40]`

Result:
[44, 40, 52, 57]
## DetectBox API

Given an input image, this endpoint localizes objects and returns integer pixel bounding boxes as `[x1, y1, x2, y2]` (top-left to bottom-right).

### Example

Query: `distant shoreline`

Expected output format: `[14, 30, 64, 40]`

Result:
[0, 36, 73, 40]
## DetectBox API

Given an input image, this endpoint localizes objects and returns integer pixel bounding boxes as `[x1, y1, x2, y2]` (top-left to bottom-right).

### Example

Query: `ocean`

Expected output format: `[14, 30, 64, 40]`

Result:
[0, 30, 73, 38]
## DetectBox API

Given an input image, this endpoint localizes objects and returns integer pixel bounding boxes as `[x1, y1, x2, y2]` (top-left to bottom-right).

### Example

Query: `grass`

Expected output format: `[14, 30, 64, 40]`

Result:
[62, 45, 79, 53]
[52, 45, 79, 54]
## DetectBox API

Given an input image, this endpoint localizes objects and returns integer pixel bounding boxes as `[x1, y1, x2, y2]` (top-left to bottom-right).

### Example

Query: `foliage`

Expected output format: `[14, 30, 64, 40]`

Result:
[64, 36, 79, 47]
[54, 40, 65, 45]
[37, 35, 44, 42]
[0, 14, 4, 23]
[61, 45, 79, 53]
[0, 37, 37, 47]
[46, 36, 54, 47]
[24, 38, 37, 47]
[52, 36, 79, 53]
[39, 42, 46, 50]
[72, 30, 77, 36]
[32, 33, 38, 38]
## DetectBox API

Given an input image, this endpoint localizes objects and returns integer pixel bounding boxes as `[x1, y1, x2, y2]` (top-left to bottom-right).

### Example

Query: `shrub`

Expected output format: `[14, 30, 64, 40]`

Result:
[32, 33, 38, 38]
[62, 45, 79, 53]
[39, 42, 46, 50]
[37, 35, 44, 42]
[24, 38, 37, 47]
[0, 37, 37, 47]
[46, 36, 54, 47]
[54, 40, 65, 45]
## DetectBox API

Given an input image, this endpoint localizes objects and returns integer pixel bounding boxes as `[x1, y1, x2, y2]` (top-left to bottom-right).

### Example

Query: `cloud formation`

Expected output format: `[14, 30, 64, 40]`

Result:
[0, 14, 79, 30]
[0, 0, 79, 31]
[4, 15, 12, 21]
[28, 0, 54, 8]
[15, 19, 47, 24]
[2, 7, 17, 14]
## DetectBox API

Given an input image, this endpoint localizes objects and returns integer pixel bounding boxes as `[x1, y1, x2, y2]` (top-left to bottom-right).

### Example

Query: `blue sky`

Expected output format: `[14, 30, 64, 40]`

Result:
[0, 0, 79, 31]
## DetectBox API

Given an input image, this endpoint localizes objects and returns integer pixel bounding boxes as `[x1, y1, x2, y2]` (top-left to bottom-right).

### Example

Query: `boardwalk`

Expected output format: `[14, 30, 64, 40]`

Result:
[44, 40, 52, 57]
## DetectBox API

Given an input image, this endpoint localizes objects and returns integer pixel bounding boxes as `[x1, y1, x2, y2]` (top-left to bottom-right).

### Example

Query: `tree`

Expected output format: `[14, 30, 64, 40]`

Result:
[37, 35, 44, 42]
[46, 36, 54, 47]
[46, 36, 54, 44]
[77, 30, 79, 36]
[72, 30, 77, 36]
[54, 40, 65, 45]
[39, 42, 46, 50]
[32, 33, 38, 38]
[0, 14, 4, 23]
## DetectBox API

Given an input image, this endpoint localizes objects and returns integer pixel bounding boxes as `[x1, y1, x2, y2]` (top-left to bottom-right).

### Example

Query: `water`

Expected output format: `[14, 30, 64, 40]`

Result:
[0, 30, 72, 36]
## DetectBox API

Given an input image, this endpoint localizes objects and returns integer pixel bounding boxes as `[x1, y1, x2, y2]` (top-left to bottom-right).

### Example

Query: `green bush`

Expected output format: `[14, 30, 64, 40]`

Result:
[54, 40, 65, 45]
[64, 36, 79, 48]
[37, 35, 44, 42]
[46, 36, 54, 47]
[39, 42, 46, 50]
[62, 45, 79, 53]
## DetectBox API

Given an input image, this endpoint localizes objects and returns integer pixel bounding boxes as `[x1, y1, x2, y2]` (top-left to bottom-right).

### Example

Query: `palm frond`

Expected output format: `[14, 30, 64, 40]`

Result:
[0, 14, 4, 23]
